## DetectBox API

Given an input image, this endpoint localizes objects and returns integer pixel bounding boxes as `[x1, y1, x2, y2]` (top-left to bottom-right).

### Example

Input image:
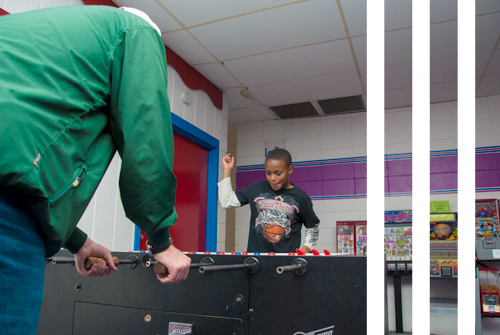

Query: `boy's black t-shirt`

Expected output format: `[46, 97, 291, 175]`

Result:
[235, 180, 320, 253]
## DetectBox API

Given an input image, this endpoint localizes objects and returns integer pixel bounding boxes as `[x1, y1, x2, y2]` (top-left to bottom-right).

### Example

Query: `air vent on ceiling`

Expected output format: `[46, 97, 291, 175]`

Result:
[318, 95, 366, 115]
[269, 102, 319, 120]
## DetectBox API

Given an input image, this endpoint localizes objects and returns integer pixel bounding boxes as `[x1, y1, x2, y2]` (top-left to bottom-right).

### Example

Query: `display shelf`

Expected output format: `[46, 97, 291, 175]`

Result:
[430, 298, 457, 314]
[430, 276, 457, 281]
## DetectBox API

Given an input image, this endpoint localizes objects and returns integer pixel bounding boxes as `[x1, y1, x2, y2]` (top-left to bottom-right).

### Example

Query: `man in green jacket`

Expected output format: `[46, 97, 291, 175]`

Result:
[0, 6, 190, 334]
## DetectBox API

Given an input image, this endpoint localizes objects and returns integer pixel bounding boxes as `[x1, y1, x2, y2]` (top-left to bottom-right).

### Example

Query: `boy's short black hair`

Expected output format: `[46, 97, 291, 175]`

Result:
[266, 148, 292, 168]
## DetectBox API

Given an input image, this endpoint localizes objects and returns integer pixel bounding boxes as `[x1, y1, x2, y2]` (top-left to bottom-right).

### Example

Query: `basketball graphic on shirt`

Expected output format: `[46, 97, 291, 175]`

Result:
[255, 208, 289, 243]
[262, 220, 285, 243]
[253, 195, 298, 244]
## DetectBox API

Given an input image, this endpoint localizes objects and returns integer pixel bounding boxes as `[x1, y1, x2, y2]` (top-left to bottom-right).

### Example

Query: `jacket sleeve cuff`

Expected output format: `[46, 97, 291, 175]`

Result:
[146, 226, 171, 247]
[64, 227, 88, 254]
[145, 209, 174, 247]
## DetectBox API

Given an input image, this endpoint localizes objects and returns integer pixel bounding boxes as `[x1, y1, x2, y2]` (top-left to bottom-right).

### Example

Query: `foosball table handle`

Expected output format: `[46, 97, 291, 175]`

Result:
[153, 262, 168, 276]
[84, 256, 120, 270]
[152, 257, 215, 276]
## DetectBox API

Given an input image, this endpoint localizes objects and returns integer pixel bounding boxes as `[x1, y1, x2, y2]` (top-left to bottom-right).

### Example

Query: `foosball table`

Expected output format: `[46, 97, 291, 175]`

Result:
[37, 250, 366, 335]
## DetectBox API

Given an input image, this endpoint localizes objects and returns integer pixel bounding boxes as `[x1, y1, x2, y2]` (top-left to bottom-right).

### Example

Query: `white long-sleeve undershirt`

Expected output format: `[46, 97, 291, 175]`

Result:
[303, 224, 319, 250]
[218, 177, 241, 208]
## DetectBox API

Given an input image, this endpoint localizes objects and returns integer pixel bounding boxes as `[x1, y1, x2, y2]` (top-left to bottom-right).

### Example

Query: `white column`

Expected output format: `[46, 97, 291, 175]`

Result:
[412, 1, 430, 334]
[457, 0, 475, 334]
[367, 0, 385, 334]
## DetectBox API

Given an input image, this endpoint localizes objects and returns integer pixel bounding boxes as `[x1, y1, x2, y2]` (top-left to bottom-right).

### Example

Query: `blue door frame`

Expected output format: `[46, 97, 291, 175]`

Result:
[135, 112, 219, 252]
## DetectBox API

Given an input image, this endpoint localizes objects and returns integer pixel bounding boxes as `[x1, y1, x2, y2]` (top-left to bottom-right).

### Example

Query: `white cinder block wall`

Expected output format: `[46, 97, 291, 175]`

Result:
[231, 94, 500, 334]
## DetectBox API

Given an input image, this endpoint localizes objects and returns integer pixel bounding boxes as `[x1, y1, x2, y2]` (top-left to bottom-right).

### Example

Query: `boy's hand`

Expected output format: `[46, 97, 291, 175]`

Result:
[299, 245, 312, 254]
[222, 153, 234, 171]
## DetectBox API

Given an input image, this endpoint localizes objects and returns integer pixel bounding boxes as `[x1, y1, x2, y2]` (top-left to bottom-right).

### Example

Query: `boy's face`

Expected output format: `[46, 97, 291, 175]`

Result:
[265, 159, 293, 191]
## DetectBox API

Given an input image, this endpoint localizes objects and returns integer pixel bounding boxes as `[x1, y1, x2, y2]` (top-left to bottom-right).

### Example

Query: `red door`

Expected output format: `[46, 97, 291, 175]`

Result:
[139, 133, 208, 252]
[169, 134, 208, 251]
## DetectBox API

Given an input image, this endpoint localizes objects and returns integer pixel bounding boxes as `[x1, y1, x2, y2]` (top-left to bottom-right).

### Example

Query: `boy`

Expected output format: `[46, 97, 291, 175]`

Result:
[219, 148, 320, 253]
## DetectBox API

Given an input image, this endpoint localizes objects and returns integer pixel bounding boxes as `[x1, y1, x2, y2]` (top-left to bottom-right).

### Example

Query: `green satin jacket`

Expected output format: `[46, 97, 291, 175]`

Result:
[0, 6, 177, 257]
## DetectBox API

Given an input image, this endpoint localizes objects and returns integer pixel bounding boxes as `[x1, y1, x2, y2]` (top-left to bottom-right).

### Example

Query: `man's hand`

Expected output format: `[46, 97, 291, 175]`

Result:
[73, 237, 118, 277]
[154, 244, 191, 284]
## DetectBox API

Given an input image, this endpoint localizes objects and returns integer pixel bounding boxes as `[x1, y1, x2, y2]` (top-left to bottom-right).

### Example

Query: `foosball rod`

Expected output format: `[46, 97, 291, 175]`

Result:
[198, 257, 260, 274]
[48, 256, 137, 270]
[149, 262, 211, 275]
[276, 258, 308, 275]
[151, 257, 215, 275]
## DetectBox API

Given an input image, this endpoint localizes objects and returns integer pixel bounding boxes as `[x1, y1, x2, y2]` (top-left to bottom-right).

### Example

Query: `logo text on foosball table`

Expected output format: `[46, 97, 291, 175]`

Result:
[293, 325, 335, 335]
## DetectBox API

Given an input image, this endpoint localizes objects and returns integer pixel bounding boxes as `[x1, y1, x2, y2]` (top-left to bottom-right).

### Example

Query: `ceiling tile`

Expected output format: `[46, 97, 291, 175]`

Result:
[339, 0, 366, 37]
[188, 1, 345, 60]
[228, 106, 276, 124]
[359, 68, 367, 89]
[352, 36, 367, 69]
[157, 0, 298, 28]
[476, 0, 500, 15]
[477, 76, 500, 97]
[117, 0, 182, 32]
[385, 28, 412, 66]
[163, 30, 216, 65]
[109, 1, 500, 125]
[249, 71, 363, 106]
[224, 87, 260, 110]
[224, 39, 357, 87]
[385, 0, 412, 31]
[430, 82, 457, 104]
[1, 1, 38, 13]
[476, 51, 492, 78]
[192, 63, 241, 89]
[385, 87, 412, 110]
[430, 56, 457, 84]
[430, 0, 457, 23]
[476, 13, 500, 52]
[385, 63, 412, 90]
[430, 21, 457, 59]
[484, 51, 500, 77]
